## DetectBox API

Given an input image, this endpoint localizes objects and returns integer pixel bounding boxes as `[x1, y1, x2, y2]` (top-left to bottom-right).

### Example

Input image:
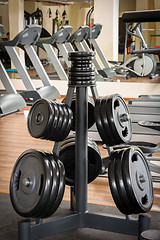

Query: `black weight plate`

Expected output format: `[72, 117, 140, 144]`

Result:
[59, 143, 75, 186]
[68, 52, 94, 61]
[27, 99, 54, 139]
[61, 105, 73, 140]
[70, 59, 94, 64]
[88, 97, 95, 130]
[55, 103, 69, 142]
[60, 135, 99, 153]
[114, 149, 139, 215]
[69, 95, 95, 131]
[88, 143, 102, 183]
[68, 51, 95, 59]
[70, 66, 94, 72]
[94, 98, 108, 144]
[68, 80, 95, 86]
[10, 149, 53, 218]
[45, 101, 59, 141]
[108, 150, 127, 214]
[68, 75, 95, 81]
[40, 152, 60, 218]
[122, 147, 153, 213]
[60, 134, 76, 147]
[57, 104, 73, 142]
[122, 147, 146, 213]
[61, 136, 99, 158]
[69, 70, 95, 77]
[46, 157, 65, 216]
[33, 150, 55, 218]
[59, 141, 102, 186]
[100, 97, 116, 146]
[52, 103, 64, 141]
[106, 94, 132, 144]
[68, 71, 95, 77]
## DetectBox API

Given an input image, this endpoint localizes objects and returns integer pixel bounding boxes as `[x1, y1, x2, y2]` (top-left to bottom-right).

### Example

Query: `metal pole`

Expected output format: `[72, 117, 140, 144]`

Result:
[75, 86, 88, 214]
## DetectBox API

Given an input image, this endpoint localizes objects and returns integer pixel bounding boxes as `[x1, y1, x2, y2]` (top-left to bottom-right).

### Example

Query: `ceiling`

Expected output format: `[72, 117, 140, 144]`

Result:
[24, 0, 93, 3]
[0, 0, 94, 6]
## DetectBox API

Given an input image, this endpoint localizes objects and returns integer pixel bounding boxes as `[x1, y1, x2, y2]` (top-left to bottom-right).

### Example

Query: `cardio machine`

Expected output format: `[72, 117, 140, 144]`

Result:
[114, 10, 158, 78]
[122, 10, 160, 143]
[56, 25, 114, 81]
[36, 25, 73, 81]
[0, 25, 60, 104]
[0, 24, 26, 116]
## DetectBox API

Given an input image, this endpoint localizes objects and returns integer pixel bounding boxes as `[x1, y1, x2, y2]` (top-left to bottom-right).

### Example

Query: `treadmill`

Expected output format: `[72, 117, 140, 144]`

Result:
[36, 25, 73, 81]
[0, 24, 26, 116]
[0, 25, 60, 104]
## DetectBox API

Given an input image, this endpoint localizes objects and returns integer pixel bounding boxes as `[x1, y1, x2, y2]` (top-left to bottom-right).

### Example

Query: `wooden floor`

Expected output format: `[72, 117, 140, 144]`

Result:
[0, 100, 160, 213]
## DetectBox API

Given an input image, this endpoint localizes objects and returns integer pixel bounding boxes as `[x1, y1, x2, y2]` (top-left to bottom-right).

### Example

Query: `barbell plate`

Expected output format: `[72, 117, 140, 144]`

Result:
[122, 147, 153, 213]
[56, 104, 72, 142]
[61, 135, 98, 150]
[39, 152, 60, 218]
[10, 149, 53, 218]
[94, 98, 109, 144]
[59, 140, 102, 186]
[100, 97, 117, 146]
[66, 94, 95, 131]
[46, 157, 65, 216]
[44, 101, 59, 141]
[114, 149, 140, 215]
[70, 66, 94, 72]
[60, 135, 76, 147]
[54, 103, 68, 142]
[63, 105, 73, 138]
[27, 99, 54, 139]
[68, 71, 95, 77]
[108, 150, 127, 214]
[106, 94, 132, 144]
[51, 103, 64, 141]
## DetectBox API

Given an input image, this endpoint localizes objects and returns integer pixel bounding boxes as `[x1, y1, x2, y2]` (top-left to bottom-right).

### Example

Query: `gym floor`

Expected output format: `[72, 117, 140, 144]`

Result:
[0, 92, 160, 214]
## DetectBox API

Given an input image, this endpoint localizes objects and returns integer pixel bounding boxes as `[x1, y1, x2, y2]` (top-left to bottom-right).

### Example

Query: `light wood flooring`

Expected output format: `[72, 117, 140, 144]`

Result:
[0, 101, 160, 213]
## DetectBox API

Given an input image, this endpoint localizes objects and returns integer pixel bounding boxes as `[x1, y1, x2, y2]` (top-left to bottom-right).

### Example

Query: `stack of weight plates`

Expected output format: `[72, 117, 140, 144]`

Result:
[94, 94, 132, 146]
[10, 149, 65, 218]
[28, 98, 73, 142]
[68, 51, 95, 86]
[108, 146, 153, 215]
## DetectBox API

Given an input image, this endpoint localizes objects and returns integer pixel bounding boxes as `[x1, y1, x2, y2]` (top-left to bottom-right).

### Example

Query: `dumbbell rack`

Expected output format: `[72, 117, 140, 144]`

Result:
[18, 52, 151, 240]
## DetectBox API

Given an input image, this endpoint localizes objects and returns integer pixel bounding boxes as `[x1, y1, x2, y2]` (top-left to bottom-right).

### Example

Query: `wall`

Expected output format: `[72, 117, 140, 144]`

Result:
[94, 0, 119, 62]
[24, 2, 89, 35]
[68, 3, 91, 32]
[0, 4, 9, 36]
[8, 0, 25, 68]
[23, 2, 89, 60]
[119, 0, 136, 16]
[136, 0, 156, 48]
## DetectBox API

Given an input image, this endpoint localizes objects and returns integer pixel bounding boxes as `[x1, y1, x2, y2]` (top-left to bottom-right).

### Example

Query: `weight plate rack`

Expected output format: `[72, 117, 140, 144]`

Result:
[12, 51, 152, 240]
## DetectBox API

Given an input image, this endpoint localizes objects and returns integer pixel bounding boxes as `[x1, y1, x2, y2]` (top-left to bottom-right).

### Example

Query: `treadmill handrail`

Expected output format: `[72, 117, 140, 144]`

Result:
[0, 25, 42, 47]
[38, 25, 73, 45]
[68, 25, 90, 43]
[88, 24, 102, 39]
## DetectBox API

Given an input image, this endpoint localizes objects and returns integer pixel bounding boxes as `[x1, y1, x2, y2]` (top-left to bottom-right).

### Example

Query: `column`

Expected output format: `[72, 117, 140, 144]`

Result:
[8, 0, 25, 68]
[94, 0, 119, 61]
